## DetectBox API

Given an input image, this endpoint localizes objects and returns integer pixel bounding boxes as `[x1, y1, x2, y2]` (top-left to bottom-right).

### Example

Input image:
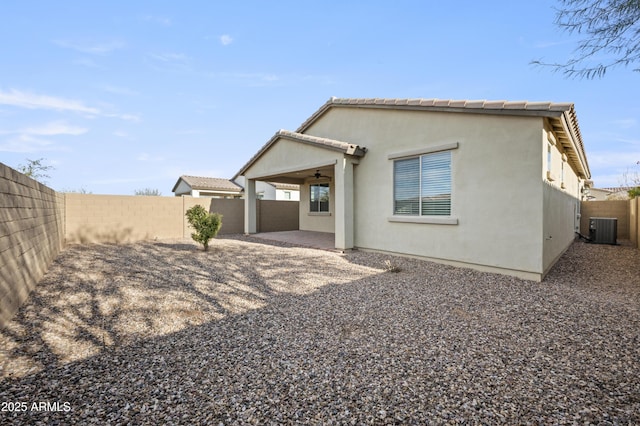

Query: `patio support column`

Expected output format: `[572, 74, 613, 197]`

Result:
[244, 178, 257, 234]
[334, 157, 354, 250]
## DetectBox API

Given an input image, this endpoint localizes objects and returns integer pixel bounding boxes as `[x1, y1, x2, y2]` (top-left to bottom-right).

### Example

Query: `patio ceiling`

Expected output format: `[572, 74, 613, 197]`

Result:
[248, 164, 335, 185]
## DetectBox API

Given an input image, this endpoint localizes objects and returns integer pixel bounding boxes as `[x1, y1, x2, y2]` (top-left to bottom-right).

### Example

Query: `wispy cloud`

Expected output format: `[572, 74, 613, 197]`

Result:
[113, 131, 134, 139]
[53, 39, 125, 55]
[532, 39, 574, 49]
[142, 15, 172, 26]
[19, 121, 88, 136]
[105, 112, 140, 122]
[588, 150, 640, 188]
[611, 118, 637, 129]
[147, 52, 189, 63]
[102, 85, 139, 96]
[146, 52, 192, 72]
[0, 89, 100, 114]
[0, 121, 88, 153]
[73, 58, 101, 68]
[207, 72, 333, 88]
[220, 34, 233, 46]
[0, 134, 58, 153]
[0, 89, 139, 121]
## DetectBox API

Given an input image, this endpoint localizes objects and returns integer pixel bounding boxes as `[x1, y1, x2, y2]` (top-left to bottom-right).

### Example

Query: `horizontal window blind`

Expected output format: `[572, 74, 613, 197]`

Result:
[421, 151, 451, 216]
[393, 151, 451, 216]
[394, 157, 420, 215]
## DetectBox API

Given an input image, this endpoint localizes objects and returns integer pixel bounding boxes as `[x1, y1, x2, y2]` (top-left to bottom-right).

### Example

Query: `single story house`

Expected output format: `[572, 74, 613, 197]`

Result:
[272, 182, 301, 201]
[172, 175, 300, 200]
[234, 97, 591, 281]
[172, 175, 243, 198]
[232, 176, 300, 200]
[588, 186, 633, 201]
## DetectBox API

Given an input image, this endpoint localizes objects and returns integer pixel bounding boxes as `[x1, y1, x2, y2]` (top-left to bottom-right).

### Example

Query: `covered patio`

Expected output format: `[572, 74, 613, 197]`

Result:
[234, 130, 367, 251]
[251, 230, 337, 251]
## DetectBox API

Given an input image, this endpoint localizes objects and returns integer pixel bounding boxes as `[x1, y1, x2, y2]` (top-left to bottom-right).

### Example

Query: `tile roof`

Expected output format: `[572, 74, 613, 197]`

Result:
[269, 182, 300, 190]
[172, 175, 243, 193]
[599, 186, 634, 193]
[234, 130, 366, 179]
[295, 97, 590, 179]
[277, 130, 366, 156]
[234, 97, 591, 180]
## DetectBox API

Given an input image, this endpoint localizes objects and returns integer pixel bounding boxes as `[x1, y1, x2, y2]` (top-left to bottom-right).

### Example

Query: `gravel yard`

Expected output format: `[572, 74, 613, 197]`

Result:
[1, 236, 639, 424]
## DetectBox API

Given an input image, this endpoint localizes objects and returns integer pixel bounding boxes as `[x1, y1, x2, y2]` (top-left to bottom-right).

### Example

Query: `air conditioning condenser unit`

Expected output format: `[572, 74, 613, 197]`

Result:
[589, 217, 617, 245]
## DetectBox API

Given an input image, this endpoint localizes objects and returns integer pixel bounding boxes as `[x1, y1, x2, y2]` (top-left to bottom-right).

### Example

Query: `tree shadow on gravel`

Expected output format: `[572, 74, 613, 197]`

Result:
[1, 239, 639, 424]
[0, 236, 382, 380]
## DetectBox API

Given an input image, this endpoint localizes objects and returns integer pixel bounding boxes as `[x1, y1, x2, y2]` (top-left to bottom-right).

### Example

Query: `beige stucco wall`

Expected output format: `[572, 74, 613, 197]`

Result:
[305, 107, 570, 280]
[0, 163, 65, 329]
[244, 138, 341, 181]
[542, 182, 580, 274]
[243, 137, 342, 233]
[299, 179, 335, 233]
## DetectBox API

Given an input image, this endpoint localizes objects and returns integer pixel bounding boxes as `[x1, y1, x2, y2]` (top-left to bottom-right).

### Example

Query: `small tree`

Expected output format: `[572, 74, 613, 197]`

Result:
[17, 158, 54, 184]
[621, 163, 640, 198]
[532, 0, 640, 78]
[185, 205, 222, 251]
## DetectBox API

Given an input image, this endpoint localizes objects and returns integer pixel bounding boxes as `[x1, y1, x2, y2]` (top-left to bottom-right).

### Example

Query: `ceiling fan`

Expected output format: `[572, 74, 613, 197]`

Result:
[309, 169, 331, 179]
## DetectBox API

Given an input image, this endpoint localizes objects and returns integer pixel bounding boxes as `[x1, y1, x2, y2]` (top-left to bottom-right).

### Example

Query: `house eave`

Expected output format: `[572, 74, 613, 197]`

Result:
[295, 97, 591, 179]
[233, 130, 365, 180]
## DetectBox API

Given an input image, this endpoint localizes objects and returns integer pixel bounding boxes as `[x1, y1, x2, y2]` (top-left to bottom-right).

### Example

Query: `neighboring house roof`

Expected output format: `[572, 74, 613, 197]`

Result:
[234, 129, 366, 179]
[600, 186, 633, 193]
[293, 97, 591, 179]
[270, 182, 300, 190]
[172, 175, 243, 193]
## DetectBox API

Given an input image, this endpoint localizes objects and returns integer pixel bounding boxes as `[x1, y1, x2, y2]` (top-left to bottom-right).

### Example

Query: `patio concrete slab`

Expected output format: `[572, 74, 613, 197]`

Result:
[251, 230, 336, 251]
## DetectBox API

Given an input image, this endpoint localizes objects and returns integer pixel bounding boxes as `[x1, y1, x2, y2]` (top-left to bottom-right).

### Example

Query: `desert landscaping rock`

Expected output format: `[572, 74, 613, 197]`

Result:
[1, 236, 639, 424]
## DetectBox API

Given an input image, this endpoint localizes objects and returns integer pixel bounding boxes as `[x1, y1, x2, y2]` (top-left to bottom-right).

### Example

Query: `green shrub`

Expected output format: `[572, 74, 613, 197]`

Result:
[185, 205, 222, 251]
[628, 187, 640, 199]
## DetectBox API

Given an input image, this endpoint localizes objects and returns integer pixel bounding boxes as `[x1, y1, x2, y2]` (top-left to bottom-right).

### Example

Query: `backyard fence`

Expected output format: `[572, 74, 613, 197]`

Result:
[1, 163, 65, 328]
[64, 194, 299, 243]
[631, 197, 640, 249]
[580, 200, 630, 241]
[1, 161, 299, 328]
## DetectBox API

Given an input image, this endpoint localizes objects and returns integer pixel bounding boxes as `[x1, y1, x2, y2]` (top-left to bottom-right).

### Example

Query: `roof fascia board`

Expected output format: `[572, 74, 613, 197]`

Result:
[234, 130, 361, 179]
[278, 133, 350, 154]
[296, 102, 566, 134]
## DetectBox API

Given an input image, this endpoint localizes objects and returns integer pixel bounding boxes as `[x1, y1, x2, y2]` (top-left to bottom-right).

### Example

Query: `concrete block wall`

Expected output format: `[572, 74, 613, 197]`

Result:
[0, 162, 65, 329]
[65, 193, 184, 243]
[66, 195, 299, 243]
[3, 189, 298, 327]
[580, 200, 630, 240]
[183, 197, 245, 236]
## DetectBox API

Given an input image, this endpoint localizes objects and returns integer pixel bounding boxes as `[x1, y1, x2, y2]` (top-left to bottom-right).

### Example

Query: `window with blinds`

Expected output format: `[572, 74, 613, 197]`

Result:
[394, 151, 451, 216]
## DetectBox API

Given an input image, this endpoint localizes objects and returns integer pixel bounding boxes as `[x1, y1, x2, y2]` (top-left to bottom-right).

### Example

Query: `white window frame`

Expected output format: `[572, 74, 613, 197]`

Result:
[388, 142, 458, 225]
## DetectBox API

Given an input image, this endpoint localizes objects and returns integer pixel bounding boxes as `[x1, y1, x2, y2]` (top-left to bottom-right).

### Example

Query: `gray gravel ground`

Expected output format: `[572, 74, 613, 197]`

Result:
[1, 235, 639, 425]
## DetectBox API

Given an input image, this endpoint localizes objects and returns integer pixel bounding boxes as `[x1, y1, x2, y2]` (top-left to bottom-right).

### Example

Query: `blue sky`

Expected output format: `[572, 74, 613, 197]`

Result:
[1, 0, 638, 194]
